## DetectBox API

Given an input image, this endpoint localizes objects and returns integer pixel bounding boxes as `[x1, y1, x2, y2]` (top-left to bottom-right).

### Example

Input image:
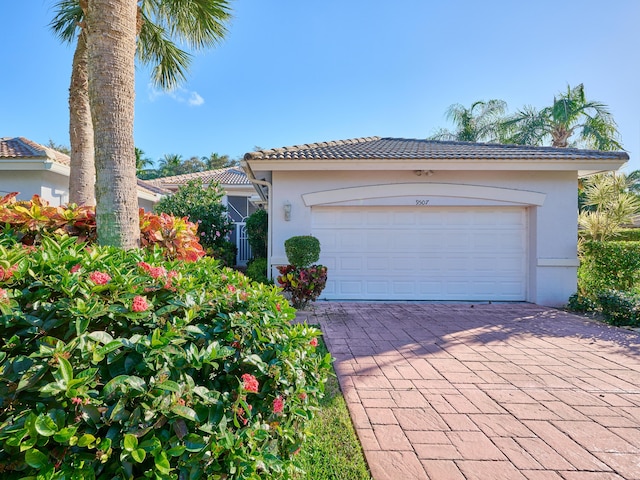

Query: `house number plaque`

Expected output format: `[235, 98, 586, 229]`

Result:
[415, 199, 430, 206]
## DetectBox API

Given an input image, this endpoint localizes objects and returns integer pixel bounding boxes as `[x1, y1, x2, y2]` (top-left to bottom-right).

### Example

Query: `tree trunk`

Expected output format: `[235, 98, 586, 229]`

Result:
[68, 29, 95, 206]
[87, 0, 140, 249]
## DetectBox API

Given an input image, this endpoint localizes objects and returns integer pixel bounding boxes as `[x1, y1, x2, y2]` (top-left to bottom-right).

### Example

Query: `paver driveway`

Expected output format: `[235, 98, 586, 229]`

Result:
[311, 302, 640, 480]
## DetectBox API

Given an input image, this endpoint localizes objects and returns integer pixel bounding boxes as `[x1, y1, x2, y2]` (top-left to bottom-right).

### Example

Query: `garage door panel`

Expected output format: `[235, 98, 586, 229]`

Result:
[312, 206, 527, 301]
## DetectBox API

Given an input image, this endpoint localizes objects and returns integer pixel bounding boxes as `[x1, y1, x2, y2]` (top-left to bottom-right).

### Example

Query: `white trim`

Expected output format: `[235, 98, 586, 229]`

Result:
[302, 183, 546, 207]
[537, 258, 580, 267]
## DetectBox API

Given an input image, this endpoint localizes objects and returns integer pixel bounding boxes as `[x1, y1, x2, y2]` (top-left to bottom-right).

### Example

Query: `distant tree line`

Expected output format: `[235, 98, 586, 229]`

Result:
[136, 150, 240, 179]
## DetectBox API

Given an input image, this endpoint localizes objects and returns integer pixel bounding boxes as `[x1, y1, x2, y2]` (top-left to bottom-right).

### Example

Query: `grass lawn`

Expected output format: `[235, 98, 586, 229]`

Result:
[294, 336, 372, 480]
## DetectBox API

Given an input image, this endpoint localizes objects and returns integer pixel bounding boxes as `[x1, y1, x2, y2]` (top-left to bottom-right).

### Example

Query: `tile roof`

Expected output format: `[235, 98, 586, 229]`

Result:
[148, 166, 250, 186]
[244, 136, 629, 162]
[0, 137, 70, 166]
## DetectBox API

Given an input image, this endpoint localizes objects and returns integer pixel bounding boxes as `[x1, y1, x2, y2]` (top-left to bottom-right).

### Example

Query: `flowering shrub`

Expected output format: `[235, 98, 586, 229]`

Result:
[153, 179, 233, 259]
[0, 235, 331, 479]
[277, 265, 328, 309]
[0, 192, 205, 261]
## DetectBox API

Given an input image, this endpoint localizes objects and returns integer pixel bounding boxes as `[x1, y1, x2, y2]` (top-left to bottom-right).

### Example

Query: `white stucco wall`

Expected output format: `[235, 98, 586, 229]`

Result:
[0, 171, 69, 205]
[267, 169, 579, 307]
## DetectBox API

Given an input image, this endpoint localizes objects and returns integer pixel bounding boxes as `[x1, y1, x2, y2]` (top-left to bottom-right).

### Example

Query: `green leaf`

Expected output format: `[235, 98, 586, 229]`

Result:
[103, 375, 129, 399]
[156, 380, 181, 392]
[88, 331, 114, 344]
[166, 445, 186, 456]
[154, 451, 171, 475]
[53, 426, 78, 444]
[76, 433, 96, 448]
[131, 447, 146, 463]
[184, 434, 206, 452]
[57, 356, 73, 384]
[124, 433, 138, 452]
[98, 340, 124, 356]
[34, 414, 58, 437]
[25, 448, 49, 469]
[75, 316, 90, 336]
[16, 364, 48, 392]
[170, 405, 198, 422]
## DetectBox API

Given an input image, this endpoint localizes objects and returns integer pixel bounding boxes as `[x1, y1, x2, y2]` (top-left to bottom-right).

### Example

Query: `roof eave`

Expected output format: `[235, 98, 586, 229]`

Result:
[245, 158, 627, 173]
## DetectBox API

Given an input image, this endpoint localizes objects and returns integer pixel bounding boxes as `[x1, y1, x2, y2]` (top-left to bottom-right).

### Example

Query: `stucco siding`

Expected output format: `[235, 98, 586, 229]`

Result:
[269, 169, 579, 306]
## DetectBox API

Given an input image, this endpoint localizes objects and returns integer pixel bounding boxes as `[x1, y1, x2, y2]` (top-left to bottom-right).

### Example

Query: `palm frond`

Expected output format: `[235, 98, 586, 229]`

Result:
[49, 0, 84, 43]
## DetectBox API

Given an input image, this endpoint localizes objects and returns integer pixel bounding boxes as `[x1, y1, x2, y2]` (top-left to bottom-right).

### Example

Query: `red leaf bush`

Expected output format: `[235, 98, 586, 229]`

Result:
[0, 193, 204, 261]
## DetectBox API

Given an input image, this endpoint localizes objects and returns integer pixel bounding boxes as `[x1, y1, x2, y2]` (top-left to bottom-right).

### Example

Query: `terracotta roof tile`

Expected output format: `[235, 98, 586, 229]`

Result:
[0, 137, 70, 166]
[148, 166, 250, 187]
[244, 136, 629, 162]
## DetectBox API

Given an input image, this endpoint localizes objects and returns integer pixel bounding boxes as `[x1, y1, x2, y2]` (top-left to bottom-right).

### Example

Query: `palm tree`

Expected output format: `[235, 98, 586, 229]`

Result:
[503, 84, 622, 151]
[50, 0, 232, 206]
[135, 147, 155, 176]
[203, 152, 235, 170]
[86, 0, 139, 248]
[429, 100, 508, 143]
[158, 153, 184, 177]
[578, 173, 640, 241]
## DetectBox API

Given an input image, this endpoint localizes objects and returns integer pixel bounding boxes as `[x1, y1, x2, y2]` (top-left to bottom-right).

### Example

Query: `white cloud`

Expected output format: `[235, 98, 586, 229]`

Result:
[188, 92, 205, 106]
[148, 84, 205, 107]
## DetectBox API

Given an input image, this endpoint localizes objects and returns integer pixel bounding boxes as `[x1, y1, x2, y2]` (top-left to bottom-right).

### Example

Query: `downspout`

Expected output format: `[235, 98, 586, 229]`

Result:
[241, 160, 273, 280]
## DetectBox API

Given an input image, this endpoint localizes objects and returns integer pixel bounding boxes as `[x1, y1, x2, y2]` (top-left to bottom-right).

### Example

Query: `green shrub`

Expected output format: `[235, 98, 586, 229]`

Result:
[209, 239, 237, 267]
[246, 257, 270, 284]
[284, 236, 320, 268]
[580, 228, 640, 242]
[578, 240, 640, 294]
[0, 236, 331, 479]
[596, 290, 640, 326]
[246, 210, 268, 259]
[154, 179, 233, 257]
[277, 265, 328, 310]
[567, 293, 598, 313]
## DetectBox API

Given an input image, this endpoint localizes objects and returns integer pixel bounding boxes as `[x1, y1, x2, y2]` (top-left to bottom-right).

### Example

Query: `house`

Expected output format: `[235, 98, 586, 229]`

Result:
[242, 136, 628, 306]
[147, 167, 260, 266]
[0, 136, 164, 210]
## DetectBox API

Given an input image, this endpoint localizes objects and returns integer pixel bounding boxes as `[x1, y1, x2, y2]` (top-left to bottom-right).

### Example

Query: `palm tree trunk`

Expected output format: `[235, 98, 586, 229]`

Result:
[68, 29, 95, 206]
[87, 0, 140, 249]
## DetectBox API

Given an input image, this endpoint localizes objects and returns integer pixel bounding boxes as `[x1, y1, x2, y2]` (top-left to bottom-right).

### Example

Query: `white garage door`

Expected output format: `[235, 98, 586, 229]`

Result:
[311, 206, 527, 301]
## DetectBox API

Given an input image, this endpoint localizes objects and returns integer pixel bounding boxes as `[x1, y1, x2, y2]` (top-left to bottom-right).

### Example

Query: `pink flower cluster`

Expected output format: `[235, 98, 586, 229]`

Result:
[309, 338, 318, 347]
[70, 264, 82, 274]
[272, 396, 284, 414]
[0, 264, 17, 281]
[131, 295, 149, 312]
[241, 373, 259, 393]
[138, 261, 178, 289]
[89, 271, 111, 285]
[0, 288, 9, 305]
[137, 261, 167, 279]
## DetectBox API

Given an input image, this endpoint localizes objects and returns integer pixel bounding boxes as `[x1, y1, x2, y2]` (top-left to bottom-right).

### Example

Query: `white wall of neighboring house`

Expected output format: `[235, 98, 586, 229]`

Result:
[267, 169, 579, 307]
[0, 170, 69, 206]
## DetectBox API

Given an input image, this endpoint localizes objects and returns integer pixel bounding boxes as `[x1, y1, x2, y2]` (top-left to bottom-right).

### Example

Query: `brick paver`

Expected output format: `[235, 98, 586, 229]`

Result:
[313, 302, 640, 480]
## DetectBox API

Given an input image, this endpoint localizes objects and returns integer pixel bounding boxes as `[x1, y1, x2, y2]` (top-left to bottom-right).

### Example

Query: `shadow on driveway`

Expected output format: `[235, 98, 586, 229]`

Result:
[312, 302, 640, 480]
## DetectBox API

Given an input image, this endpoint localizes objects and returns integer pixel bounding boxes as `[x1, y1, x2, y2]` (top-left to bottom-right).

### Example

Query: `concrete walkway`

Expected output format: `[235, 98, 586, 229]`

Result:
[311, 302, 640, 480]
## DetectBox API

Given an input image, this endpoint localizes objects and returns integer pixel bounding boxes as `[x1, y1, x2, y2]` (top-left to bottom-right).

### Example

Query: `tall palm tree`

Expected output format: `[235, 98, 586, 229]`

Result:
[86, 0, 139, 248]
[429, 100, 508, 143]
[503, 84, 623, 151]
[50, 0, 232, 206]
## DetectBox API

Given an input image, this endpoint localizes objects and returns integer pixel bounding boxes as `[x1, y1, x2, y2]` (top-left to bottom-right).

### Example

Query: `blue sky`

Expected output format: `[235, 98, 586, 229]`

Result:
[2, 1, 639, 171]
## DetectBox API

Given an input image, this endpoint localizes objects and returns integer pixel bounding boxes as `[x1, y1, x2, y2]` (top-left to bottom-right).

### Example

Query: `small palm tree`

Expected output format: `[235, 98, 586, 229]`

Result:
[429, 100, 508, 143]
[579, 173, 640, 241]
[503, 84, 622, 151]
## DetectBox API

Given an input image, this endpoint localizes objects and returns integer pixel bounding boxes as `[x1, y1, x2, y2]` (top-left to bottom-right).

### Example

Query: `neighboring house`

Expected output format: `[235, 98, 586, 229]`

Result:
[243, 136, 628, 306]
[147, 167, 260, 266]
[0, 137, 164, 210]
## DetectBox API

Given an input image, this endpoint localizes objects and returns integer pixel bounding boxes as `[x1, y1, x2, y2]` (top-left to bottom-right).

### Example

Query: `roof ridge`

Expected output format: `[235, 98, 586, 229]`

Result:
[245, 136, 381, 160]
